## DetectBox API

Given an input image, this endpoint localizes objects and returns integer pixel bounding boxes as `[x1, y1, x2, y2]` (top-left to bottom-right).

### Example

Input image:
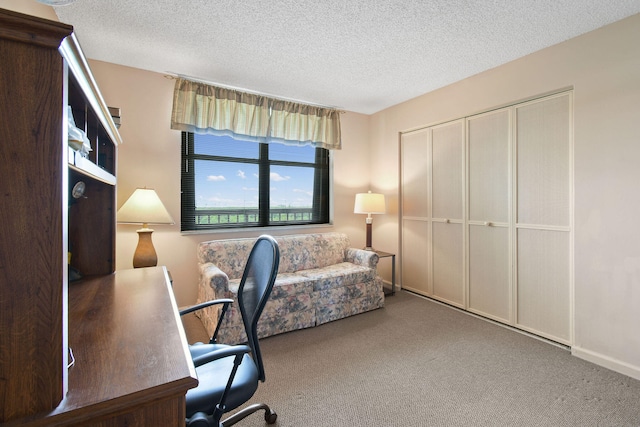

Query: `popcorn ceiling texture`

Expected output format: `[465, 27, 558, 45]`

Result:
[54, 0, 640, 114]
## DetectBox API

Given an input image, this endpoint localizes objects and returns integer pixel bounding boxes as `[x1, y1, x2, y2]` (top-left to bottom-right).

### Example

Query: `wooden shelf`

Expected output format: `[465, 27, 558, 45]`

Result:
[68, 148, 116, 185]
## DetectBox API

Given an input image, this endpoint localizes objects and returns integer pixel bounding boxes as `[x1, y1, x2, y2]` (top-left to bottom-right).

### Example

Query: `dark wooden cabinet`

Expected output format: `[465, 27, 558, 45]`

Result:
[0, 9, 197, 426]
[0, 9, 73, 422]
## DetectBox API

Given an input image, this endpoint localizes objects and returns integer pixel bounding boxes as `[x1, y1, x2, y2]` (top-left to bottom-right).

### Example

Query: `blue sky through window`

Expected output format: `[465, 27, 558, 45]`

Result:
[193, 135, 316, 209]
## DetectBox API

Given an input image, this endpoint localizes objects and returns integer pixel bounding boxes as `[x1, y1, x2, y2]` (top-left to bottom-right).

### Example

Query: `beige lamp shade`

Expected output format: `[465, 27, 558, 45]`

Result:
[117, 188, 173, 268]
[117, 188, 174, 226]
[354, 191, 386, 214]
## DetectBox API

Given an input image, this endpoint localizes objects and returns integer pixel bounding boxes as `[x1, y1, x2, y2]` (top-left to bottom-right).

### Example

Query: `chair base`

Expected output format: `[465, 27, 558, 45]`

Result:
[222, 403, 277, 426]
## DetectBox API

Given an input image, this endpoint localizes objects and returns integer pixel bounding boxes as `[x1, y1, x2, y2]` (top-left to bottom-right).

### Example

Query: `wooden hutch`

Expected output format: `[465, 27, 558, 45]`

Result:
[0, 9, 197, 426]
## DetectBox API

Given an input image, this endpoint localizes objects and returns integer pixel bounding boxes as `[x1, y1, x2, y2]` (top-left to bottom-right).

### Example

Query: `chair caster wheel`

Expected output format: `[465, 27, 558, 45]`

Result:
[265, 409, 277, 424]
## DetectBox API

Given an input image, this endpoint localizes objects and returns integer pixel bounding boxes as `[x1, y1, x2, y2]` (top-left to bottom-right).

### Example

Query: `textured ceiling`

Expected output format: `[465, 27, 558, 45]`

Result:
[53, 1, 640, 114]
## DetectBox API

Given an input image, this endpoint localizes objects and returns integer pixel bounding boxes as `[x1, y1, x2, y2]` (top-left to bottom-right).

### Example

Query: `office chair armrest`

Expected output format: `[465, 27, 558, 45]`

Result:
[181, 298, 234, 345]
[191, 344, 251, 368]
[179, 299, 234, 316]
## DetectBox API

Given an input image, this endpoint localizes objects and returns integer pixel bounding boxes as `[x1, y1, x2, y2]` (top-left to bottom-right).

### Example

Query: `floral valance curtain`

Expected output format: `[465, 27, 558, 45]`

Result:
[171, 78, 342, 150]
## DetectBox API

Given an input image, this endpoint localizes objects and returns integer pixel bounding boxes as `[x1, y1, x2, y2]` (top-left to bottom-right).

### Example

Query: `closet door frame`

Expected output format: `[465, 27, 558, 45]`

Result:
[399, 89, 574, 346]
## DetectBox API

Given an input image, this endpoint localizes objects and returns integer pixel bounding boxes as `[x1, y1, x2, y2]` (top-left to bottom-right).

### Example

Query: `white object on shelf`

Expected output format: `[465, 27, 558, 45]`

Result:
[67, 106, 91, 156]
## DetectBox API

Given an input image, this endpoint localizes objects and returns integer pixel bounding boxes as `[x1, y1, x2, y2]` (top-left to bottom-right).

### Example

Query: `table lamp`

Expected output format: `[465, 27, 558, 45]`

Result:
[354, 190, 386, 251]
[117, 188, 174, 268]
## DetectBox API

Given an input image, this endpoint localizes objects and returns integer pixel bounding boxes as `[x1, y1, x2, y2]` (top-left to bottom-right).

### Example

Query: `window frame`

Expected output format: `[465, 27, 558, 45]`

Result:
[181, 132, 332, 232]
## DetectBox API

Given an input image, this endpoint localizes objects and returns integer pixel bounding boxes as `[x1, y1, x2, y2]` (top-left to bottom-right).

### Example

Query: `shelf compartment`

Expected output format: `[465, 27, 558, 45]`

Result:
[69, 147, 116, 185]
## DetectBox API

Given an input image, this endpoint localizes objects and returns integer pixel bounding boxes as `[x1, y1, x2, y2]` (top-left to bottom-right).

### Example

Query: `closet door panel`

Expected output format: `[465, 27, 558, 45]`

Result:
[432, 120, 463, 220]
[401, 129, 429, 218]
[432, 222, 464, 306]
[402, 219, 430, 295]
[468, 225, 510, 322]
[468, 109, 511, 322]
[517, 94, 571, 226]
[516, 93, 572, 343]
[401, 129, 430, 295]
[517, 229, 570, 343]
[468, 110, 510, 224]
[431, 120, 464, 306]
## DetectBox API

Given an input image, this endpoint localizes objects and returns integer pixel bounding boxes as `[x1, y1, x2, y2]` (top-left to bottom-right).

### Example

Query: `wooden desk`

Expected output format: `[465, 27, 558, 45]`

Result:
[5, 267, 198, 426]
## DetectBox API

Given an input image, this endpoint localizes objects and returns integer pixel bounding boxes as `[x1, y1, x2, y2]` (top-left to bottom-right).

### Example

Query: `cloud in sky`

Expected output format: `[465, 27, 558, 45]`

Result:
[207, 175, 226, 181]
[270, 172, 290, 182]
[237, 170, 246, 179]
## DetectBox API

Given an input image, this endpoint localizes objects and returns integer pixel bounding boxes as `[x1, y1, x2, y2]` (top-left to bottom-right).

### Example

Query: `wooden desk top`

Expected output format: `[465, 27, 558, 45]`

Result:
[5, 267, 198, 426]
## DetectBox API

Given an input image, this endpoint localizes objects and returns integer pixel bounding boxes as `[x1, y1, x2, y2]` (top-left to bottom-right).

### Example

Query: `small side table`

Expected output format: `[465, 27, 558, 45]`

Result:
[374, 250, 395, 296]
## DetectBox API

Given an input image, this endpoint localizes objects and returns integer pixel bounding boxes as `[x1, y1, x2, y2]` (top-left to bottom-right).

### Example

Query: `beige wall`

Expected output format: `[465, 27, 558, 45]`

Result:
[369, 14, 640, 378]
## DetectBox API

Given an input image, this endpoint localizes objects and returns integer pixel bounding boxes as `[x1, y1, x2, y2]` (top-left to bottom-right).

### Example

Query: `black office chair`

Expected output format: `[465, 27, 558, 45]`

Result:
[180, 235, 280, 427]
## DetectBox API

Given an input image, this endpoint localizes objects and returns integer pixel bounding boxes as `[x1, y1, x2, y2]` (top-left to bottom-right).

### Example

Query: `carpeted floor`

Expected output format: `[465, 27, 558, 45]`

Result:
[183, 291, 640, 426]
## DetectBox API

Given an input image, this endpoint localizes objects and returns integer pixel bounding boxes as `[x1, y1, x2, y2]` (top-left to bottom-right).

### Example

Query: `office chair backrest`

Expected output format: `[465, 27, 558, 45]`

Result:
[237, 235, 280, 382]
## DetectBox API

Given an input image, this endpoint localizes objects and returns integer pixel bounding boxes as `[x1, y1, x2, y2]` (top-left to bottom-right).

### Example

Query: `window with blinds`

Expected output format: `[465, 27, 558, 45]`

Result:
[181, 132, 330, 231]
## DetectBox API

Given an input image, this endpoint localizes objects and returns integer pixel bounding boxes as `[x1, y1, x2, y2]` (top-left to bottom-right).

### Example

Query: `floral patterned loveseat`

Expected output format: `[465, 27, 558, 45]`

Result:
[196, 232, 384, 344]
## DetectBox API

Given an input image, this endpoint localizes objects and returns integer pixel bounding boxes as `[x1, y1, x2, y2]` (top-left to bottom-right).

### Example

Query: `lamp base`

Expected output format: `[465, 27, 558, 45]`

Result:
[133, 228, 158, 268]
[364, 222, 373, 252]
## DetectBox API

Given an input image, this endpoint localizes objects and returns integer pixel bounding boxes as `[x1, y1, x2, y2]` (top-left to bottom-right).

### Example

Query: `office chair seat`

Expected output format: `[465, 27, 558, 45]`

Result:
[186, 347, 259, 417]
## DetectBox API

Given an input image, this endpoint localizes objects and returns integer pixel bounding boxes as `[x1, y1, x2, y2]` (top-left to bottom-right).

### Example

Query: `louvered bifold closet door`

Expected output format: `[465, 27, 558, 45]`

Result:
[467, 109, 511, 323]
[515, 93, 572, 344]
[431, 120, 465, 307]
[401, 128, 430, 295]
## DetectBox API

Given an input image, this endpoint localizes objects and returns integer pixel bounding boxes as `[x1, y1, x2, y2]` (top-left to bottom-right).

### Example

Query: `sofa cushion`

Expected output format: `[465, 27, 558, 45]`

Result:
[222, 291, 314, 323]
[316, 291, 384, 325]
[297, 262, 376, 292]
[314, 280, 382, 306]
[229, 272, 314, 300]
[197, 238, 254, 280]
[197, 232, 352, 279]
[218, 308, 317, 344]
[277, 233, 349, 272]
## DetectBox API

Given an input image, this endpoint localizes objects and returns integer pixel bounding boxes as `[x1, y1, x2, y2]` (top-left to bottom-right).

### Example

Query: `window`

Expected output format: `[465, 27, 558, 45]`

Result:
[181, 132, 330, 231]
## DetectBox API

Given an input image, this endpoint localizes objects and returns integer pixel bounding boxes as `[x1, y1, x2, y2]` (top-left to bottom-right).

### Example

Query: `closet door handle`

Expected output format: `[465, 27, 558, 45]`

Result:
[484, 221, 492, 227]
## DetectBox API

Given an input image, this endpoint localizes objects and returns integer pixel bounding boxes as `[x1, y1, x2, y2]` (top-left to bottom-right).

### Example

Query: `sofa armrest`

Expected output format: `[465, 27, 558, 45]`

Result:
[195, 263, 231, 341]
[345, 248, 379, 268]
[199, 262, 230, 296]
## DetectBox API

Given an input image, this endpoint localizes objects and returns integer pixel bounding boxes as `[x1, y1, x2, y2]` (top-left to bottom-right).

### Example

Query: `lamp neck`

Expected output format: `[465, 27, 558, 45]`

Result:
[137, 223, 154, 232]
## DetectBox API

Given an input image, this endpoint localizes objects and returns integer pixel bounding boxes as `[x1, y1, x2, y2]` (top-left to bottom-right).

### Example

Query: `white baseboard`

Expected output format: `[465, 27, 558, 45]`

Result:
[572, 346, 640, 381]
